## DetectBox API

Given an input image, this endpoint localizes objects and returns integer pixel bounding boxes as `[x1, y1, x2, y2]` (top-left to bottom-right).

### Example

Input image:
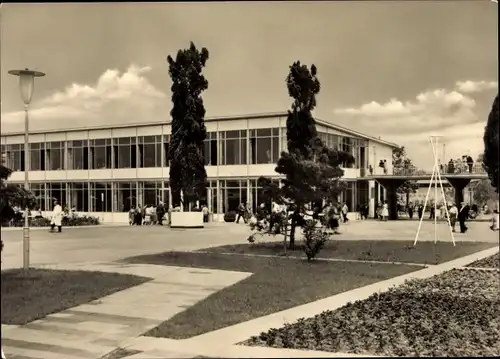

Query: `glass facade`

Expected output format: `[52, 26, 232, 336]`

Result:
[318, 132, 367, 169]
[2, 127, 367, 171]
[1, 123, 378, 215]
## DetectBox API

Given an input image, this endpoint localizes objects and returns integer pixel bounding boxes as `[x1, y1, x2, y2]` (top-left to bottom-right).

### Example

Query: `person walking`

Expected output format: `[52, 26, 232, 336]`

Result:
[134, 205, 143, 226]
[439, 203, 447, 223]
[236, 202, 247, 224]
[417, 204, 423, 220]
[448, 203, 458, 232]
[381, 201, 389, 221]
[50, 200, 63, 233]
[408, 203, 414, 219]
[129, 207, 136, 225]
[341, 202, 349, 223]
[157, 201, 165, 225]
[327, 204, 341, 234]
[458, 201, 469, 233]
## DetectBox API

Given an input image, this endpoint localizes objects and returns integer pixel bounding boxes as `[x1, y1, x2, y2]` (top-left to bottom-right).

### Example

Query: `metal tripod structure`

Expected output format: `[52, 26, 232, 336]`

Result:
[414, 136, 456, 246]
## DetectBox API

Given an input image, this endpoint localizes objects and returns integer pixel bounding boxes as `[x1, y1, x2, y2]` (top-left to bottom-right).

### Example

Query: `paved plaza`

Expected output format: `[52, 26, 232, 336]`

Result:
[1, 220, 499, 358]
[2, 219, 497, 271]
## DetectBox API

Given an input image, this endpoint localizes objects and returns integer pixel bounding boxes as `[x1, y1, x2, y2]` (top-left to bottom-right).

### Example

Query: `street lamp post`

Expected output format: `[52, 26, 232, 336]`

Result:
[8, 68, 45, 270]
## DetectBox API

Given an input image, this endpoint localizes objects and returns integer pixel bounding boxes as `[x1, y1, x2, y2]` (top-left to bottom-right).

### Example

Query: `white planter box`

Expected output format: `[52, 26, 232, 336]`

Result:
[170, 211, 204, 229]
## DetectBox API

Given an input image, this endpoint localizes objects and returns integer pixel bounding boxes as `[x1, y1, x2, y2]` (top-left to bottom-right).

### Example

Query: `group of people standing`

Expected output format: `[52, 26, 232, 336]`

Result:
[128, 203, 166, 226]
[406, 201, 471, 233]
[237, 200, 352, 235]
[442, 155, 475, 174]
[128, 202, 211, 226]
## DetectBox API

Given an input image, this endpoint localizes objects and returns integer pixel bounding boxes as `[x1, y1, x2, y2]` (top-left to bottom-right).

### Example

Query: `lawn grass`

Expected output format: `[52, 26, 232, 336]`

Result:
[202, 240, 497, 265]
[124, 251, 421, 339]
[1, 269, 150, 325]
[244, 269, 500, 357]
[467, 252, 499, 269]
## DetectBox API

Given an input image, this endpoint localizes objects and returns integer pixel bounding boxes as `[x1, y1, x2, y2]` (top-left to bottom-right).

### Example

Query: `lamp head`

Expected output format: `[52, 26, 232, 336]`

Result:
[8, 68, 46, 106]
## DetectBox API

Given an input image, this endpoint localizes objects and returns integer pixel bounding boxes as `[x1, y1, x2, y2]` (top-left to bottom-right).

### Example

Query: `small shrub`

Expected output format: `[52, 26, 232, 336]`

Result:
[63, 215, 100, 226]
[2, 214, 100, 227]
[224, 211, 237, 223]
[302, 219, 330, 261]
[247, 212, 288, 243]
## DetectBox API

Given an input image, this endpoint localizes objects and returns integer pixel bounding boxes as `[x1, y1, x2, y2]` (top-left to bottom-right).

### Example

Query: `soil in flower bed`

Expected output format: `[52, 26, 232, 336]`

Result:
[201, 240, 497, 265]
[1, 269, 150, 325]
[467, 252, 499, 269]
[243, 269, 500, 357]
[124, 251, 420, 339]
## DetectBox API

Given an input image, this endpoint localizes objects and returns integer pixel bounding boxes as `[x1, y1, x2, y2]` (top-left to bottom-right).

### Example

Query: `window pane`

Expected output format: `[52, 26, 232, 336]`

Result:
[256, 137, 272, 164]
[155, 143, 162, 167]
[143, 144, 156, 167]
[226, 188, 240, 212]
[71, 182, 89, 211]
[225, 139, 239, 165]
[117, 182, 136, 211]
[204, 140, 211, 165]
[240, 138, 247, 165]
[118, 145, 131, 168]
[256, 128, 272, 137]
[250, 138, 257, 164]
[271, 137, 279, 163]
[30, 149, 41, 171]
[48, 149, 63, 170]
[93, 147, 106, 169]
[226, 130, 239, 139]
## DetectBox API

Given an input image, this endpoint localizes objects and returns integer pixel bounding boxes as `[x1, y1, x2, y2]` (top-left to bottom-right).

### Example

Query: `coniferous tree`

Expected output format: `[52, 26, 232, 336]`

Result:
[167, 42, 209, 209]
[483, 94, 499, 193]
[258, 62, 353, 249]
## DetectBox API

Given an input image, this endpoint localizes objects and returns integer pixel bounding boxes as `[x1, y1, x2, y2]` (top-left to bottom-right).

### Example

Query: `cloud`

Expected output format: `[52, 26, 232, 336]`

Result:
[455, 80, 498, 94]
[333, 80, 498, 169]
[334, 88, 478, 134]
[1, 65, 167, 132]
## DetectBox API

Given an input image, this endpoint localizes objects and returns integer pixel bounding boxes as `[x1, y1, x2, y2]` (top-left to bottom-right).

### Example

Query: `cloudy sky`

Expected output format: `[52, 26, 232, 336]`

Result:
[1, 1, 497, 170]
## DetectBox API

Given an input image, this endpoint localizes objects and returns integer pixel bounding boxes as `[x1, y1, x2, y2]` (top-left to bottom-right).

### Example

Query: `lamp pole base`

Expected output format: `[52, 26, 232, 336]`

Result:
[22, 226, 30, 270]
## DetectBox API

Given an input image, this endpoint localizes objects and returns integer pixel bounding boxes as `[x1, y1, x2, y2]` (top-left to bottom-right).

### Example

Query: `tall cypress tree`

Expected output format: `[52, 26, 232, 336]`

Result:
[483, 94, 499, 193]
[167, 42, 209, 209]
[262, 61, 352, 249]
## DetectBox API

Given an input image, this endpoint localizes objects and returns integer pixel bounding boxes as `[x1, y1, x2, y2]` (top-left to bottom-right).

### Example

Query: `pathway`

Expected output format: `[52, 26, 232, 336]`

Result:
[2, 263, 251, 359]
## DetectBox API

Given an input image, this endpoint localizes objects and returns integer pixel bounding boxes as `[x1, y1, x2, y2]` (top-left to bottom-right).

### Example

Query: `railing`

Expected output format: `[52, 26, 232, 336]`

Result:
[372, 163, 487, 177]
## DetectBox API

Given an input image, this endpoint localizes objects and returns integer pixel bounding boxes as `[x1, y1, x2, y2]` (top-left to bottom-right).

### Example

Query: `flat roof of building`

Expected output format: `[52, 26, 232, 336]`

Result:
[0, 111, 399, 148]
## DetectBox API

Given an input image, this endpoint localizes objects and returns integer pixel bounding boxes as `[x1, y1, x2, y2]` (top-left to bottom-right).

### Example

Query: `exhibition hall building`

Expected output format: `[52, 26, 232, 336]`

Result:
[1, 112, 398, 223]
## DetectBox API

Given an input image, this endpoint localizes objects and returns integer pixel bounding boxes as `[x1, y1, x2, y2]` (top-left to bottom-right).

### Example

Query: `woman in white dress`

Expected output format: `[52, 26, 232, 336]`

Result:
[381, 201, 389, 221]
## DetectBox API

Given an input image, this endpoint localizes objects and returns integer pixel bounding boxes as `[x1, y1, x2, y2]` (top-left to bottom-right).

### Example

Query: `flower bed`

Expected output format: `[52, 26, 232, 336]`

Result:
[243, 269, 500, 357]
[2, 215, 100, 227]
[467, 252, 499, 269]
